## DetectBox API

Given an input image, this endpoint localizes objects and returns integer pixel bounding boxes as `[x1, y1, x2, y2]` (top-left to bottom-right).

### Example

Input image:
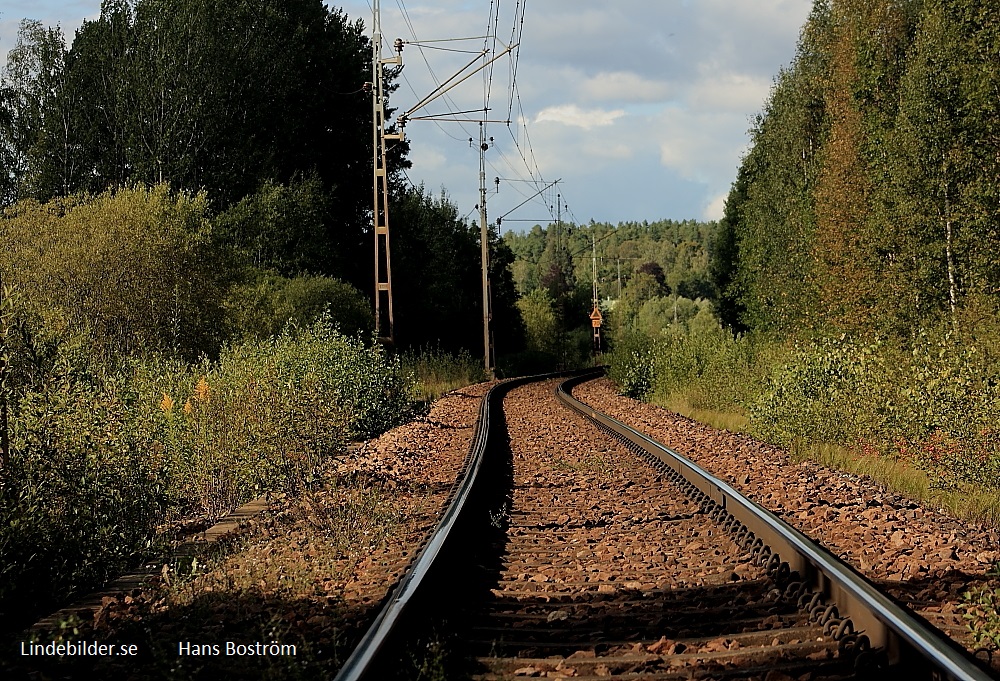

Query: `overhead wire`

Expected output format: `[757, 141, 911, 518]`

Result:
[394, 0, 479, 140]
[364, 0, 467, 142]
[374, 0, 570, 231]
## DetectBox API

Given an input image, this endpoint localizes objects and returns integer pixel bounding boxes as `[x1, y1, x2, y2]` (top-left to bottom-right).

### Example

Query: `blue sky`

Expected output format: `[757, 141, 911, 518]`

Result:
[1, 1, 813, 229]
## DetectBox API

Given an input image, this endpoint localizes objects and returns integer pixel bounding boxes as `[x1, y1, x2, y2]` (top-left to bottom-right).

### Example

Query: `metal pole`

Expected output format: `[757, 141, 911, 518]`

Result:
[0, 272, 7, 473]
[372, 0, 399, 344]
[592, 232, 601, 359]
[479, 123, 493, 377]
[592, 232, 598, 308]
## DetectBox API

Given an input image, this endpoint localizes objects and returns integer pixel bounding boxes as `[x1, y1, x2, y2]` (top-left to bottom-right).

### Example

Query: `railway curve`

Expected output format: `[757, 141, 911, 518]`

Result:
[336, 370, 996, 680]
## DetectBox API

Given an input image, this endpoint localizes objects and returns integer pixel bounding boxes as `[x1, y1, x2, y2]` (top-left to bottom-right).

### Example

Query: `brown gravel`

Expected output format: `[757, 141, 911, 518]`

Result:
[464, 379, 857, 680]
[574, 377, 1000, 667]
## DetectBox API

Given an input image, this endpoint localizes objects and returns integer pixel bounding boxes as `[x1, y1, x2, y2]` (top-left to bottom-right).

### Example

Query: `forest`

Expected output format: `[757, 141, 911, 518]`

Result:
[611, 0, 1000, 540]
[503, 219, 717, 368]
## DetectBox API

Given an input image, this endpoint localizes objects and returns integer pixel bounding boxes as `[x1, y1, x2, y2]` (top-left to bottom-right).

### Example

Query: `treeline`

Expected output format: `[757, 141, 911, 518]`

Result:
[503, 219, 718, 366]
[0, 0, 521, 355]
[716, 0, 1000, 336]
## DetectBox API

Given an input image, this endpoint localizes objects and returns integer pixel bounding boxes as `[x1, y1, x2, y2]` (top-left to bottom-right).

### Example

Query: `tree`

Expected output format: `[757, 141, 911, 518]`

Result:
[890, 0, 972, 327]
[0, 185, 227, 360]
[2, 0, 410, 288]
[386, 185, 523, 355]
[722, 0, 832, 333]
[0, 20, 73, 203]
[517, 289, 559, 355]
[636, 261, 667, 290]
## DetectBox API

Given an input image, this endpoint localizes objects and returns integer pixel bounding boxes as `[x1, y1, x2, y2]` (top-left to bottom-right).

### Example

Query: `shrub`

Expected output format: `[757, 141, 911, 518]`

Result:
[0, 185, 227, 361]
[607, 329, 659, 399]
[1, 378, 167, 618]
[748, 335, 897, 447]
[402, 345, 487, 403]
[0, 312, 414, 622]
[224, 270, 373, 341]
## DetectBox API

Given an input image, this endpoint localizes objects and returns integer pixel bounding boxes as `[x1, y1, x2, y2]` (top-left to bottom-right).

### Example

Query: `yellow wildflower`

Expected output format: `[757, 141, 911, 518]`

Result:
[160, 393, 175, 412]
[183, 399, 193, 415]
[193, 376, 211, 403]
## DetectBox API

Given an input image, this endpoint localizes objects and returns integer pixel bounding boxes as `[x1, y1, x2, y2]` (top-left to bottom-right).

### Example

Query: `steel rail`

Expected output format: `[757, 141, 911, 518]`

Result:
[555, 371, 995, 681]
[333, 370, 580, 681]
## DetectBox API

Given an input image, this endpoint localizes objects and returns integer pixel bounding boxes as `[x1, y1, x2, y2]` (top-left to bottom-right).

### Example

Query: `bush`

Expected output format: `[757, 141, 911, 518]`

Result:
[224, 270, 373, 340]
[607, 329, 659, 399]
[1, 379, 167, 614]
[0, 312, 414, 622]
[745, 329, 1000, 492]
[749, 335, 897, 447]
[213, 173, 329, 275]
[0, 185, 227, 361]
[402, 345, 487, 402]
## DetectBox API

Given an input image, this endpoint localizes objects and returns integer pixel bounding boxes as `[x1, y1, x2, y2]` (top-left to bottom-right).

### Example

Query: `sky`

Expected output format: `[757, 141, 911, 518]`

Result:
[0, 1, 813, 229]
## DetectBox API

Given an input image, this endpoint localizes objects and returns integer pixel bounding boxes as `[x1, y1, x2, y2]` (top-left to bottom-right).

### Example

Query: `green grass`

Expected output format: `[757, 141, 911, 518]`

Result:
[402, 346, 487, 403]
[658, 394, 751, 433]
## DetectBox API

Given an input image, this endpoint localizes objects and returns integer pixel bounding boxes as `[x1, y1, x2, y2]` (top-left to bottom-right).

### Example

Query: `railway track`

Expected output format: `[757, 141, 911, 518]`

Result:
[337, 371, 995, 680]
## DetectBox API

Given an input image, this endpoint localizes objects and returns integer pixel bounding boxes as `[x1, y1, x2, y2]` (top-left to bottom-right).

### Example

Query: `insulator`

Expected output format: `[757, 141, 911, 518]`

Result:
[394, 38, 404, 53]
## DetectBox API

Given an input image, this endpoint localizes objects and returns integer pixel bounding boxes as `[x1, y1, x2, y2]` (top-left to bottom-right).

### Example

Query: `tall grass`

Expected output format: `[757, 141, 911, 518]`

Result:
[402, 345, 487, 403]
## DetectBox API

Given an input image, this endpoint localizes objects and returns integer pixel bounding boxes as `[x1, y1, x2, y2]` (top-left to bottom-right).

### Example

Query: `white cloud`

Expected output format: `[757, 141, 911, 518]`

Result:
[654, 108, 749, 183]
[535, 104, 625, 130]
[581, 141, 633, 160]
[579, 71, 672, 103]
[409, 147, 447, 172]
[704, 192, 728, 221]
[688, 72, 772, 114]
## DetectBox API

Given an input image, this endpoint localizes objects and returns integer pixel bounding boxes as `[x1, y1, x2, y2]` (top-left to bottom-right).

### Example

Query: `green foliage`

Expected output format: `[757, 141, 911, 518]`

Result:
[750, 335, 898, 447]
[224, 270, 373, 341]
[747, 329, 1000, 493]
[0, 311, 413, 621]
[402, 345, 487, 403]
[0, 185, 226, 361]
[612, 318, 1000, 498]
[505, 219, 717, 373]
[506, 219, 717, 304]
[630, 296, 714, 338]
[214, 174, 330, 275]
[963, 582, 1000, 652]
[517, 288, 560, 356]
[607, 329, 658, 399]
[715, 0, 1000, 336]
[389, 185, 525, 356]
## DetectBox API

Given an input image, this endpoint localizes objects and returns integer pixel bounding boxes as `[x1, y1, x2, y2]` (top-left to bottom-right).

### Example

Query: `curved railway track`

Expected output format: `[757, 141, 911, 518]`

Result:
[336, 371, 996, 680]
